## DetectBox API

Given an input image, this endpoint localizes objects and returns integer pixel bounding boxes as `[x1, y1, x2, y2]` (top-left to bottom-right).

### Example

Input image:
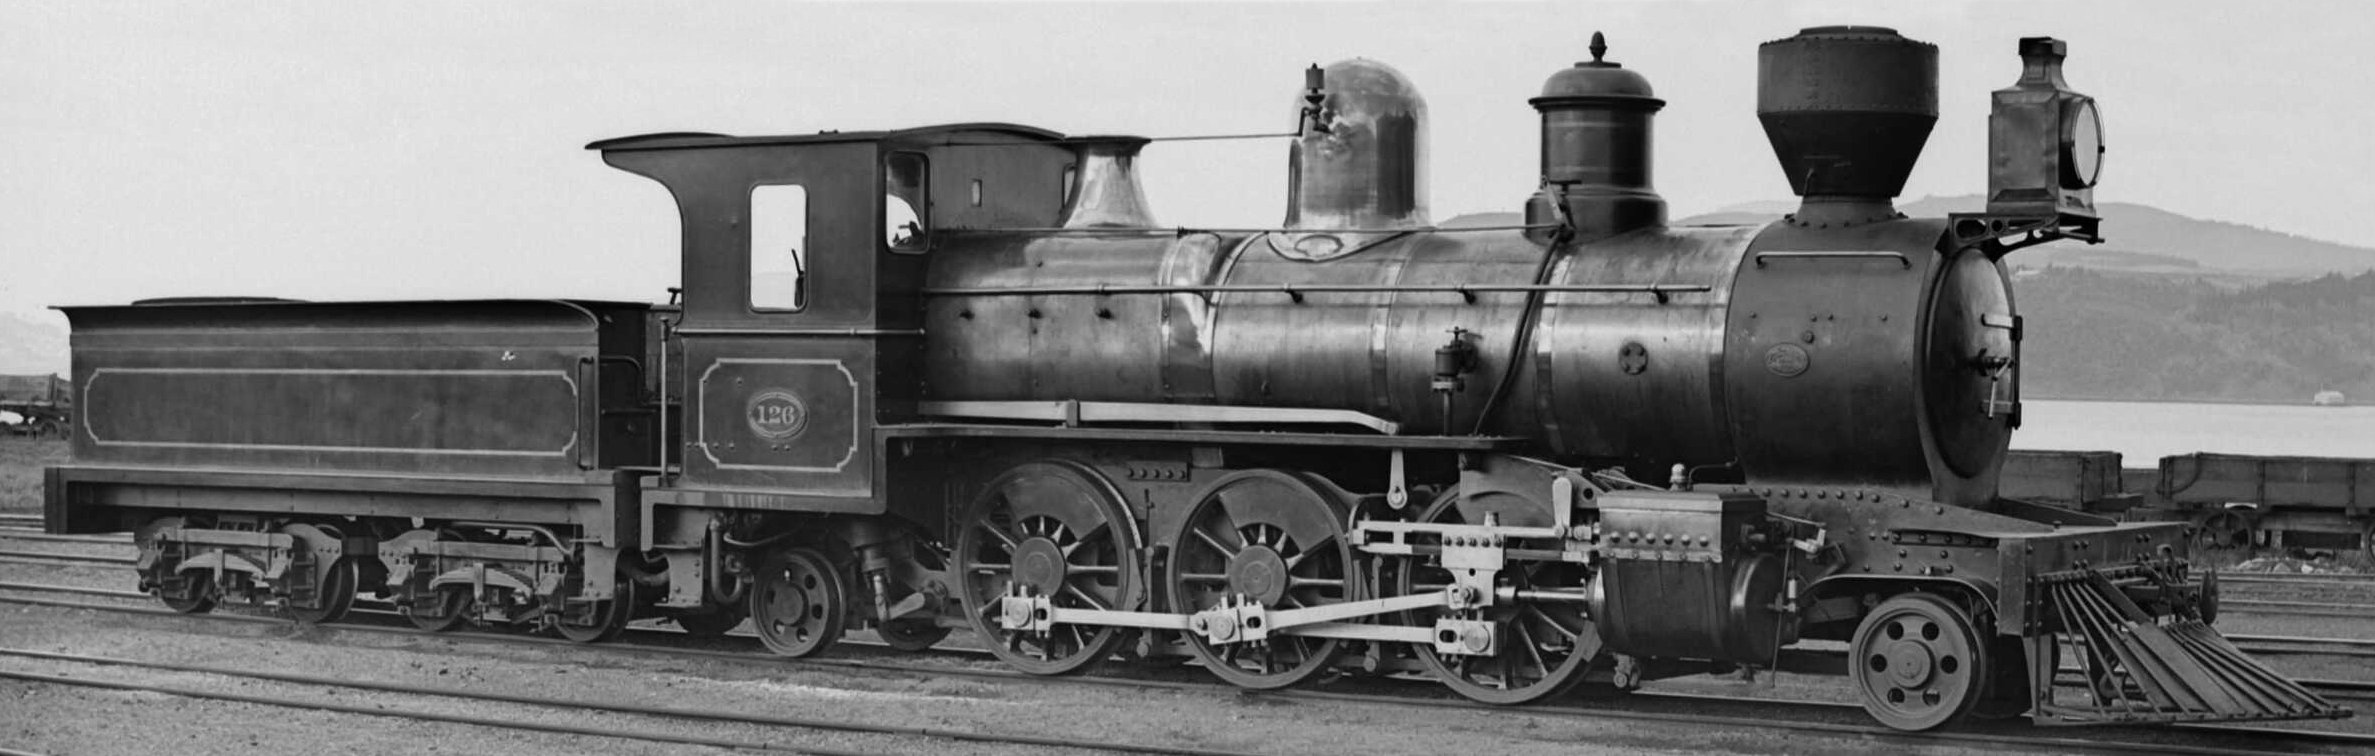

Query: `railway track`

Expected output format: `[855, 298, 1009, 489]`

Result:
[0, 647, 1251, 756]
[0, 581, 2368, 755]
[15, 528, 2372, 618]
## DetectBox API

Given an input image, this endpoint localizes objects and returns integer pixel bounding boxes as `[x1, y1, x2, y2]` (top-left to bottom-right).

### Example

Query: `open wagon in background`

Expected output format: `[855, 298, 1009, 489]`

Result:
[2139, 453, 2375, 559]
[1998, 449, 2138, 514]
[0, 373, 71, 439]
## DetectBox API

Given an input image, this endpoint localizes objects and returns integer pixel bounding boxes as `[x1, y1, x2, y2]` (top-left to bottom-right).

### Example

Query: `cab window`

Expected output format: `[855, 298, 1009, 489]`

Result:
[885, 152, 929, 253]
[750, 183, 808, 311]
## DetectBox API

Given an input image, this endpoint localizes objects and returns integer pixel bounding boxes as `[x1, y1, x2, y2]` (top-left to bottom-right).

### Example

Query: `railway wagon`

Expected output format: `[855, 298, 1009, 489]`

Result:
[44, 27, 2347, 731]
[2140, 453, 2375, 557]
[0, 373, 71, 438]
[1998, 449, 2137, 513]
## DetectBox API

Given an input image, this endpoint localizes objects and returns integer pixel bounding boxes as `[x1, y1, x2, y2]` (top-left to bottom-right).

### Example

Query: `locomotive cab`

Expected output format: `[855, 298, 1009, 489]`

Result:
[591, 125, 1076, 505]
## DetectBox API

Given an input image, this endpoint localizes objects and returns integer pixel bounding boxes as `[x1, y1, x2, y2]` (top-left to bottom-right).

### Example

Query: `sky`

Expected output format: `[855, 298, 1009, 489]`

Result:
[4, 0, 2372, 321]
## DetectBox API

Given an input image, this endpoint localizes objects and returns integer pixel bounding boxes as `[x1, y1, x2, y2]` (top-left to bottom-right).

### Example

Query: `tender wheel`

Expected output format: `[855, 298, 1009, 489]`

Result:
[159, 579, 218, 614]
[750, 547, 846, 657]
[671, 606, 747, 637]
[1167, 469, 1360, 690]
[955, 460, 1143, 675]
[1851, 593, 1988, 731]
[1402, 489, 1600, 705]
[555, 572, 637, 644]
[2192, 510, 2254, 553]
[287, 558, 359, 624]
[406, 585, 471, 632]
[879, 619, 953, 652]
[283, 523, 357, 624]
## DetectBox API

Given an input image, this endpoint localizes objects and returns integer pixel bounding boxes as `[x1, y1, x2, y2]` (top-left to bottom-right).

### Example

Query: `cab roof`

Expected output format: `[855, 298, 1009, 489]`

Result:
[585, 122, 1068, 152]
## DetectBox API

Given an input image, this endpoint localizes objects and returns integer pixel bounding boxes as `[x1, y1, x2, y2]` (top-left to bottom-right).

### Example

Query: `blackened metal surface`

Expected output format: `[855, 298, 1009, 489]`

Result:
[921, 223, 1760, 476]
[59, 299, 651, 479]
[1757, 27, 1938, 201]
[1531, 32, 1667, 242]
[1725, 219, 2015, 507]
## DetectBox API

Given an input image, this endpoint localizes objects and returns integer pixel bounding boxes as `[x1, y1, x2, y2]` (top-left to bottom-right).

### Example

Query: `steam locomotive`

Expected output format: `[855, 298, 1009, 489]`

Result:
[43, 27, 2347, 731]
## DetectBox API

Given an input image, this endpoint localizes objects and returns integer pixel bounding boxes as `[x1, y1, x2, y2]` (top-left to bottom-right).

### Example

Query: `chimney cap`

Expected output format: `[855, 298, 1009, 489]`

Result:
[1533, 32, 1661, 108]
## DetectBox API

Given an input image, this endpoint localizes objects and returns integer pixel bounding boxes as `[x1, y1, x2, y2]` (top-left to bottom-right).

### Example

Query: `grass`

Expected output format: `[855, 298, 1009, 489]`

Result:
[0, 438, 67, 513]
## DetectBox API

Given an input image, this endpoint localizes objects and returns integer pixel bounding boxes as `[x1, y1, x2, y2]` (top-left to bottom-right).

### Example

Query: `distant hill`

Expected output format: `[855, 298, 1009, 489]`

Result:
[2019, 268, 2375, 403]
[1676, 196, 2375, 276]
[0, 312, 67, 375]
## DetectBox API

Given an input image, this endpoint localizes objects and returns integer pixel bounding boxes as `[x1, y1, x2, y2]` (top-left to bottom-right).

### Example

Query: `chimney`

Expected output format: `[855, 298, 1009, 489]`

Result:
[1757, 26, 1938, 227]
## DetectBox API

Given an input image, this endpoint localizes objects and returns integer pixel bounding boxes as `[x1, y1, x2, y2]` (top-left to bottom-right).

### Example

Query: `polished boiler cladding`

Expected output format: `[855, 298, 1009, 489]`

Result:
[45, 25, 2347, 736]
[925, 33, 2010, 507]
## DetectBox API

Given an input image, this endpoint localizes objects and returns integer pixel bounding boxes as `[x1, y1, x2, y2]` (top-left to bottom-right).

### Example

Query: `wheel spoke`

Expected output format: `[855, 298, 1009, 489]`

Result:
[1283, 534, 1335, 570]
[1180, 572, 1231, 583]
[1514, 621, 1549, 679]
[977, 521, 1023, 551]
[1191, 526, 1239, 559]
[1062, 582, 1112, 611]
[1521, 604, 1583, 640]
[968, 562, 1012, 574]
[1060, 522, 1110, 558]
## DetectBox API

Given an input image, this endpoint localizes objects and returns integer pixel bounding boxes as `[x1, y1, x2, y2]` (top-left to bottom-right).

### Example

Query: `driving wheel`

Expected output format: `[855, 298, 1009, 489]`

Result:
[955, 460, 1143, 675]
[1166, 469, 1360, 690]
[1401, 488, 1599, 704]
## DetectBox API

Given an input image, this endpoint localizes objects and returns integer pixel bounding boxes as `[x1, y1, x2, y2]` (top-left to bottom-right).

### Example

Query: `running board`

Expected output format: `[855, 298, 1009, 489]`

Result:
[2032, 570, 2352, 725]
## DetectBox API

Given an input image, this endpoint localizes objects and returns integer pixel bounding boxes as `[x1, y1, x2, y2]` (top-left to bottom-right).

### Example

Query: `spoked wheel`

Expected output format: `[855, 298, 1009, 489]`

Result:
[1166, 469, 1360, 690]
[1851, 593, 1988, 731]
[671, 605, 747, 638]
[283, 523, 357, 624]
[407, 585, 472, 632]
[955, 460, 1143, 675]
[749, 547, 846, 657]
[555, 572, 637, 644]
[1401, 489, 1600, 704]
[879, 619, 953, 652]
[2193, 510, 2255, 553]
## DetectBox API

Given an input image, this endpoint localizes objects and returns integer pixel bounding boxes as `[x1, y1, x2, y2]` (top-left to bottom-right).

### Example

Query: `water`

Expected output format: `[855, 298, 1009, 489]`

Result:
[2015, 399, 2375, 462]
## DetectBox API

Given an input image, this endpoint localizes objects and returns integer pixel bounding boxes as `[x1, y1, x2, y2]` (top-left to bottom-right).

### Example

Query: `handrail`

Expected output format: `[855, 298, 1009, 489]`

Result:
[919, 282, 1709, 305]
[1753, 251, 1911, 269]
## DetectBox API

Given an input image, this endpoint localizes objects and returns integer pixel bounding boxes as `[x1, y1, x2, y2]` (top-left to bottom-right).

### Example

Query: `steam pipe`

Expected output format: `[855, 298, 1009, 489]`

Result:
[706, 518, 750, 604]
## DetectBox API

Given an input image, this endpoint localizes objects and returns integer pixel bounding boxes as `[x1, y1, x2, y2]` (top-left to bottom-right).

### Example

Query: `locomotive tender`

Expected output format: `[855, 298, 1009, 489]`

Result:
[44, 27, 2347, 730]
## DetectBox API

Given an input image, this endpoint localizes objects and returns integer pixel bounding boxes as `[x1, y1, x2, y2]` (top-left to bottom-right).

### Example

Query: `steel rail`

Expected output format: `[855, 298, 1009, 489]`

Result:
[0, 648, 1246, 756]
[0, 589, 2364, 755]
[0, 668, 863, 756]
[2221, 573, 2375, 586]
[0, 550, 133, 566]
[0, 530, 127, 545]
[5, 579, 2375, 693]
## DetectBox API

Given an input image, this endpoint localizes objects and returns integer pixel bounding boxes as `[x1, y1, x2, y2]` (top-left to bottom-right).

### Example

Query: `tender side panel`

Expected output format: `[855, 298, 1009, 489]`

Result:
[62, 300, 637, 478]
